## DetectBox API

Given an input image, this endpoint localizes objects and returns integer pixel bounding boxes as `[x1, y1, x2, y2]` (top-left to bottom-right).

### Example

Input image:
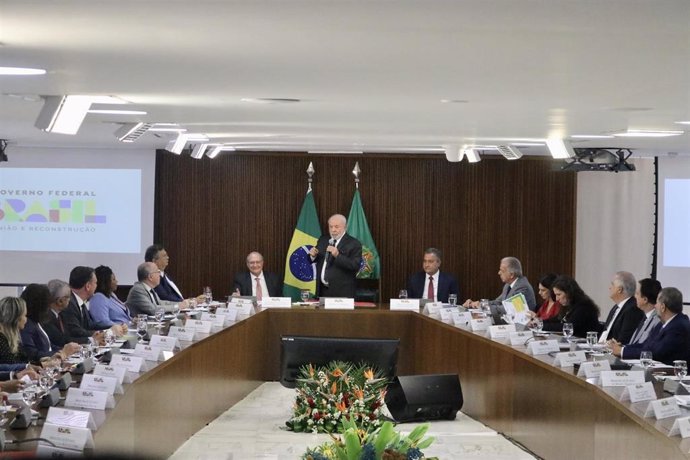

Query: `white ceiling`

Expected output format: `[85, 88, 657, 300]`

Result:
[1, 0, 690, 158]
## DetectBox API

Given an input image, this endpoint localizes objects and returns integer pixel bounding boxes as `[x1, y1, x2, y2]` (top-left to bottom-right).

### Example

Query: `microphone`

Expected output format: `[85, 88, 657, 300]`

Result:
[325, 238, 336, 263]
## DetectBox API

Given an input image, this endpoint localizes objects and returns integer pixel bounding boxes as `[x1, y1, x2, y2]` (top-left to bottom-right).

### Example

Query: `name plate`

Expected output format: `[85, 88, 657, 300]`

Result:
[80, 374, 123, 395]
[620, 381, 657, 403]
[168, 326, 196, 341]
[452, 311, 472, 327]
[324, 298, 355, 310]
[509, 331, 533, 346]
[425, 302, 443, 316]
[488, 324, 516, 340]
[553, 351, 587, 368]
[262, 297, 292, 308]
[470, 318, 490, 332]
[93, 363, 130, 384]
[577, 360, 611, 379]
[527, 339, 560, 355]
[109, 354, 144, 373]
[149, 334, 180, 352]
[439, 307, 455, 323]
[644, 397, 682, 420]
[45, 407, 96, 430]
[134, 343, 165, 361]
[389, 299, 420, 311]
[600, 370, 645, 387]
[186, 319, 213, 333]
[215, 307, 239, 321]
[201, 312, 228, 327]
[229, 297, 253, 307]
[669, 416, 690, 438]
[64, 388, 115, 410]
[39, 423, 94, 450]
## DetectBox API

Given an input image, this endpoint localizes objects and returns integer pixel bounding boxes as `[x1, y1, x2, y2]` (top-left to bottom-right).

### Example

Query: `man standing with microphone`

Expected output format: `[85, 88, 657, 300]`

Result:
[309, 214, 362, 299]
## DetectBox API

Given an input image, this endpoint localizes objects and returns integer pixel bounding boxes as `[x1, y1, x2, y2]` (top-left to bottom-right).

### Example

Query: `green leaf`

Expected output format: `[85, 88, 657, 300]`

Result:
[373, 422, 395, 456]
[416, 437, 435, 450]
[343, 429, 361, 460]
[406, 424, 429, 443]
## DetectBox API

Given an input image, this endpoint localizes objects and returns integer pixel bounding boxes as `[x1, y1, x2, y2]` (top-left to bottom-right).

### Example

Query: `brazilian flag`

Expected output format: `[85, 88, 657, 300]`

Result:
[283, 190, 321, 300]
[347, 189, 380, 279]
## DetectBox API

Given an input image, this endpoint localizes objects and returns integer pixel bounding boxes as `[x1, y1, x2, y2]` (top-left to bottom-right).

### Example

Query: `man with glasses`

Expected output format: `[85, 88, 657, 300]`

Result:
[126, 262, 163, 317]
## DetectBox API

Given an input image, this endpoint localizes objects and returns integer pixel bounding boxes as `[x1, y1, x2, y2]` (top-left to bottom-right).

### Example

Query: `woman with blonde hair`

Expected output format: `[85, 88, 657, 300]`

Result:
[0, 296, 29, 364]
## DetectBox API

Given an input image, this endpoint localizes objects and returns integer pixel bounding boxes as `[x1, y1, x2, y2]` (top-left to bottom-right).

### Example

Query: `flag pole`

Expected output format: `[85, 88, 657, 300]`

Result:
[352, 161, 361, 189]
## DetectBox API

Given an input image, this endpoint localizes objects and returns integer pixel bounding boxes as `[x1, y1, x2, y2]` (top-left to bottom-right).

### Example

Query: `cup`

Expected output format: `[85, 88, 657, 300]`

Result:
[639, 351, 653, 370]
[399, 290, 408, 299]
[562, 322, 574, 342]
[586, 331, 598, 348]
[674, 360, 688, 381]
[448, 294, 457, 307]
[300, 290, 310, 303]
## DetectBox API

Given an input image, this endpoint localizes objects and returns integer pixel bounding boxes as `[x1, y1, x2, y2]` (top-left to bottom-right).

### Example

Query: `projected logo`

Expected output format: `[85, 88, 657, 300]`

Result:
[0, 199, 107, 224]
[289, 245, 315, 281]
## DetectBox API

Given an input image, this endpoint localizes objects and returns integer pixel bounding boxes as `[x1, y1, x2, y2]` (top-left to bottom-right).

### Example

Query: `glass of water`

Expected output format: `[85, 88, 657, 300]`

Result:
[674, 360, 688, 381]
[640, 351, 653, 370]
[398, 290, 408, 299]
[448, 294, 457, 307]
[530, 317, 543, 334]
[137, 319, 148, 343]
[586, 331, 598, 348]
[203, 286, 212, 304]
[562, 322, 574, 342]
[300, 290, 310, 303]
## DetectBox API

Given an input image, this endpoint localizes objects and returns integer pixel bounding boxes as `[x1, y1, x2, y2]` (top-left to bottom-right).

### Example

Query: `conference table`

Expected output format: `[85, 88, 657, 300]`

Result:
[9, 307, 690, 459]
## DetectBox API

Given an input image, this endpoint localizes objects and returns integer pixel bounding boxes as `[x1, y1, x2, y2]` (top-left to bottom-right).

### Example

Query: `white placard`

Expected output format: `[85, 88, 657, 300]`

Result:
[80, 373, 123, 395]
[168, 326, 196, 341]
[39, 423, 94, 450]
[261, 297, 292, 308]
[187, 319, 213, 333]
[509, 331, 533, 346]
[390, 299, 420, 311]
[201, 312, 228, 327]
[324, 298, 355, 310]
[134, 343, 165, 361]
[64, 388, 115, 410]
[149, 334, 179, 352]
[439, 307, 455, 323]
[527, 339, 560, 355]
[452, 311, 472, 327]
[620, 381, 657, 403]
[93, 363, 131, 384]
[470, 318, 490, 332]
[425, 302, 443, 316]
[600, 370, 646, 387]
[553, 351, 587, 368]
[488, 324, 516, 340]
[576, 360, 612, 378]
[215, 307, 239, 321]
[669, 416, 690, 438]
[45, 407, 96, 430]
[228, 297, 253, 307]
[644, 397, 682, 420]
[109, 354, 144, 373]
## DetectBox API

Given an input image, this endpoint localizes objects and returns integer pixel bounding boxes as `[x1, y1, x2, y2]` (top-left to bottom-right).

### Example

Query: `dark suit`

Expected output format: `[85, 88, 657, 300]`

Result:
[233, 271, 283, 297]
[313, 233, 362, 298]
[60, 292, 102, 343]
[406, 271, 459, 303]
[622, 313, 690, 364]
[154, 273, 184, 302]
[601, 297, 644, 344]
[44, 310, 89, 346]
[19, 319, 54, 361]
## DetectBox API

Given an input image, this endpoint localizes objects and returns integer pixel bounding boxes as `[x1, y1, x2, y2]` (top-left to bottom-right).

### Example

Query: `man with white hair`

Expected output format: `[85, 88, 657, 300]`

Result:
[463, 256, 537, 312]
[598, 271, 644, 343]
[308, 214, 362, 299]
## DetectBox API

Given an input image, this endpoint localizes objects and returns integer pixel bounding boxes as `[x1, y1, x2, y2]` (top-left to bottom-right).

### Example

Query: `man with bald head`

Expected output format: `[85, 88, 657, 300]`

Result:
[232, 251, 283, 299]
[126, 262, 163, 316]
[308, 214, 363, 299]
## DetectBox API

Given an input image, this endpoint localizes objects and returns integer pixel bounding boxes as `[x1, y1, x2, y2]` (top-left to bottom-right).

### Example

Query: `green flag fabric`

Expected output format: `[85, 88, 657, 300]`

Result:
[347, 189, 380, 279]
[283, 190, 321, 300]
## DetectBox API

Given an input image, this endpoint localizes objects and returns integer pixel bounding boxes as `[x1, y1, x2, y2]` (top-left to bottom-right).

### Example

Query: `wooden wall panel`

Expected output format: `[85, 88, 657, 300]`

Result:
[155, 151, 576, 303]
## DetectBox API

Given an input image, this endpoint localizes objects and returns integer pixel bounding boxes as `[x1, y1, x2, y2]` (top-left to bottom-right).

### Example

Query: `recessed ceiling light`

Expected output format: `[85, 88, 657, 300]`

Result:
[241, 97, 301, 104]
[88, 109, 147, 115]
[440, 99, 469, 104]
[570, 135, 615, 139]
[511, 142, 545, 146]
[674, 121, 690, 125]
[0, 66, 46, 76]
[612, 130, 684, 138]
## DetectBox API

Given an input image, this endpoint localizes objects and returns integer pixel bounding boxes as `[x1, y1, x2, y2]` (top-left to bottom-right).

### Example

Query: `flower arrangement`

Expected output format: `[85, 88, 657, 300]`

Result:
[301, 417, 438, 460]
[286, 361, 388, 434]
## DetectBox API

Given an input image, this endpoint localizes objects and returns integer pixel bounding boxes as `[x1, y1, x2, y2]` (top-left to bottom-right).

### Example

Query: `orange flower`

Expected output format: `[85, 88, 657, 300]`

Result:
[335, 401, 347, 412]
[363, 369, 374, 380]
[308, 363, 315, 378]
[354, 388, 364, 400]
[331, 381, 338, 394]
[332, 368, 343, 377]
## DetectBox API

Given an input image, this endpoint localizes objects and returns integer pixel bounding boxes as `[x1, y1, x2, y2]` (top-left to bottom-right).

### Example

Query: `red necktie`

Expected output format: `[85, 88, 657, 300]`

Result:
[255, 277, 263, 301]
[427, 276, 434, 301]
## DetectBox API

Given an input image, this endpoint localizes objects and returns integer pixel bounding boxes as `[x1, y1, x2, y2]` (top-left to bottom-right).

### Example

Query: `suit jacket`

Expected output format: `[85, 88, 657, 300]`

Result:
[489, 276, 538, 313]
[154, 273, 184, 302]
[622, 313, 690, 364]
[233, 271, 283, 297]
[601, 297, 644, 344]
[60, 292, 101, 342]
[629, 310, 661, 345]
[313, 233, 362, 298]
[126, 281, 159, 317]
[406, 271, 460, 303]
[44, 310, 89, 346]
[19, 319, 53, 361]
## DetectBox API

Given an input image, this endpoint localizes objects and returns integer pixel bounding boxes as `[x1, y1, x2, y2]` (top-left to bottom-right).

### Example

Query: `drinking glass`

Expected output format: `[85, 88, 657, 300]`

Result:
[448, 294, 457, 307]
[105, 329, 116, 347]
[203, 286, 212, 304]
[155, 306, 166, 333]
[21, 386, 38, 408]
[38, 370, 53, 393]
[586, 331, 598, 348]
[674, 360, 688, 381]
[479, 299, 490, 317]
[0, 397, 10, 428]
[640, 351, 653, 370]
[300, 290, 310, 303]
[562, 322, 574, 342]
[79, 344, 93, 360]
[398, 290, 408, 299]
[137, 319, 148, 343]
[530, 317, 543, 334]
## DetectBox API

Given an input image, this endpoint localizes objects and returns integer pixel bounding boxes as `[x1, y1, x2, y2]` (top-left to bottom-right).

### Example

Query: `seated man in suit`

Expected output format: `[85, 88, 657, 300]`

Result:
[598, 271, 644, 344]
[62, 267, 122, 345]
[611, 287, 690, 365]
[463, 256, 537, 312]
[126, 262, 163, 317]
[232, 251, 283, 300]
[45, 279, 104, 346]
[627, 278, 662, 345]
[406, 248, 459, 303]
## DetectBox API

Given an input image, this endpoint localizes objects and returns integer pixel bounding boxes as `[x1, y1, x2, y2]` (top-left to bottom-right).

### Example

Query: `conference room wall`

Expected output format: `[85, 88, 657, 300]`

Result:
[154, 151, 577, 302]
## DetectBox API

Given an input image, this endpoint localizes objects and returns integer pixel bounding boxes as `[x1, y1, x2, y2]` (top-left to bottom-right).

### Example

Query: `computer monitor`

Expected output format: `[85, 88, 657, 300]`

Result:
[279, 335, 400, 388]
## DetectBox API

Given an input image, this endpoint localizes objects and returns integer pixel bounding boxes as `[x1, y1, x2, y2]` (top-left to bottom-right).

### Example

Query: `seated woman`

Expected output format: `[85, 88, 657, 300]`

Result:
[19, 284, 81, 362]
[89, 265, 132, 328]
[0, 296, 31, 364]
[542, 275, 600, 338]
[535, 273, 561, 321]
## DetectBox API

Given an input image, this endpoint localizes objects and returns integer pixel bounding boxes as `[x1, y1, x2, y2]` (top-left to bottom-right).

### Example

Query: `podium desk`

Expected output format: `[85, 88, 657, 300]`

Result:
[89, 309, 690, 459]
